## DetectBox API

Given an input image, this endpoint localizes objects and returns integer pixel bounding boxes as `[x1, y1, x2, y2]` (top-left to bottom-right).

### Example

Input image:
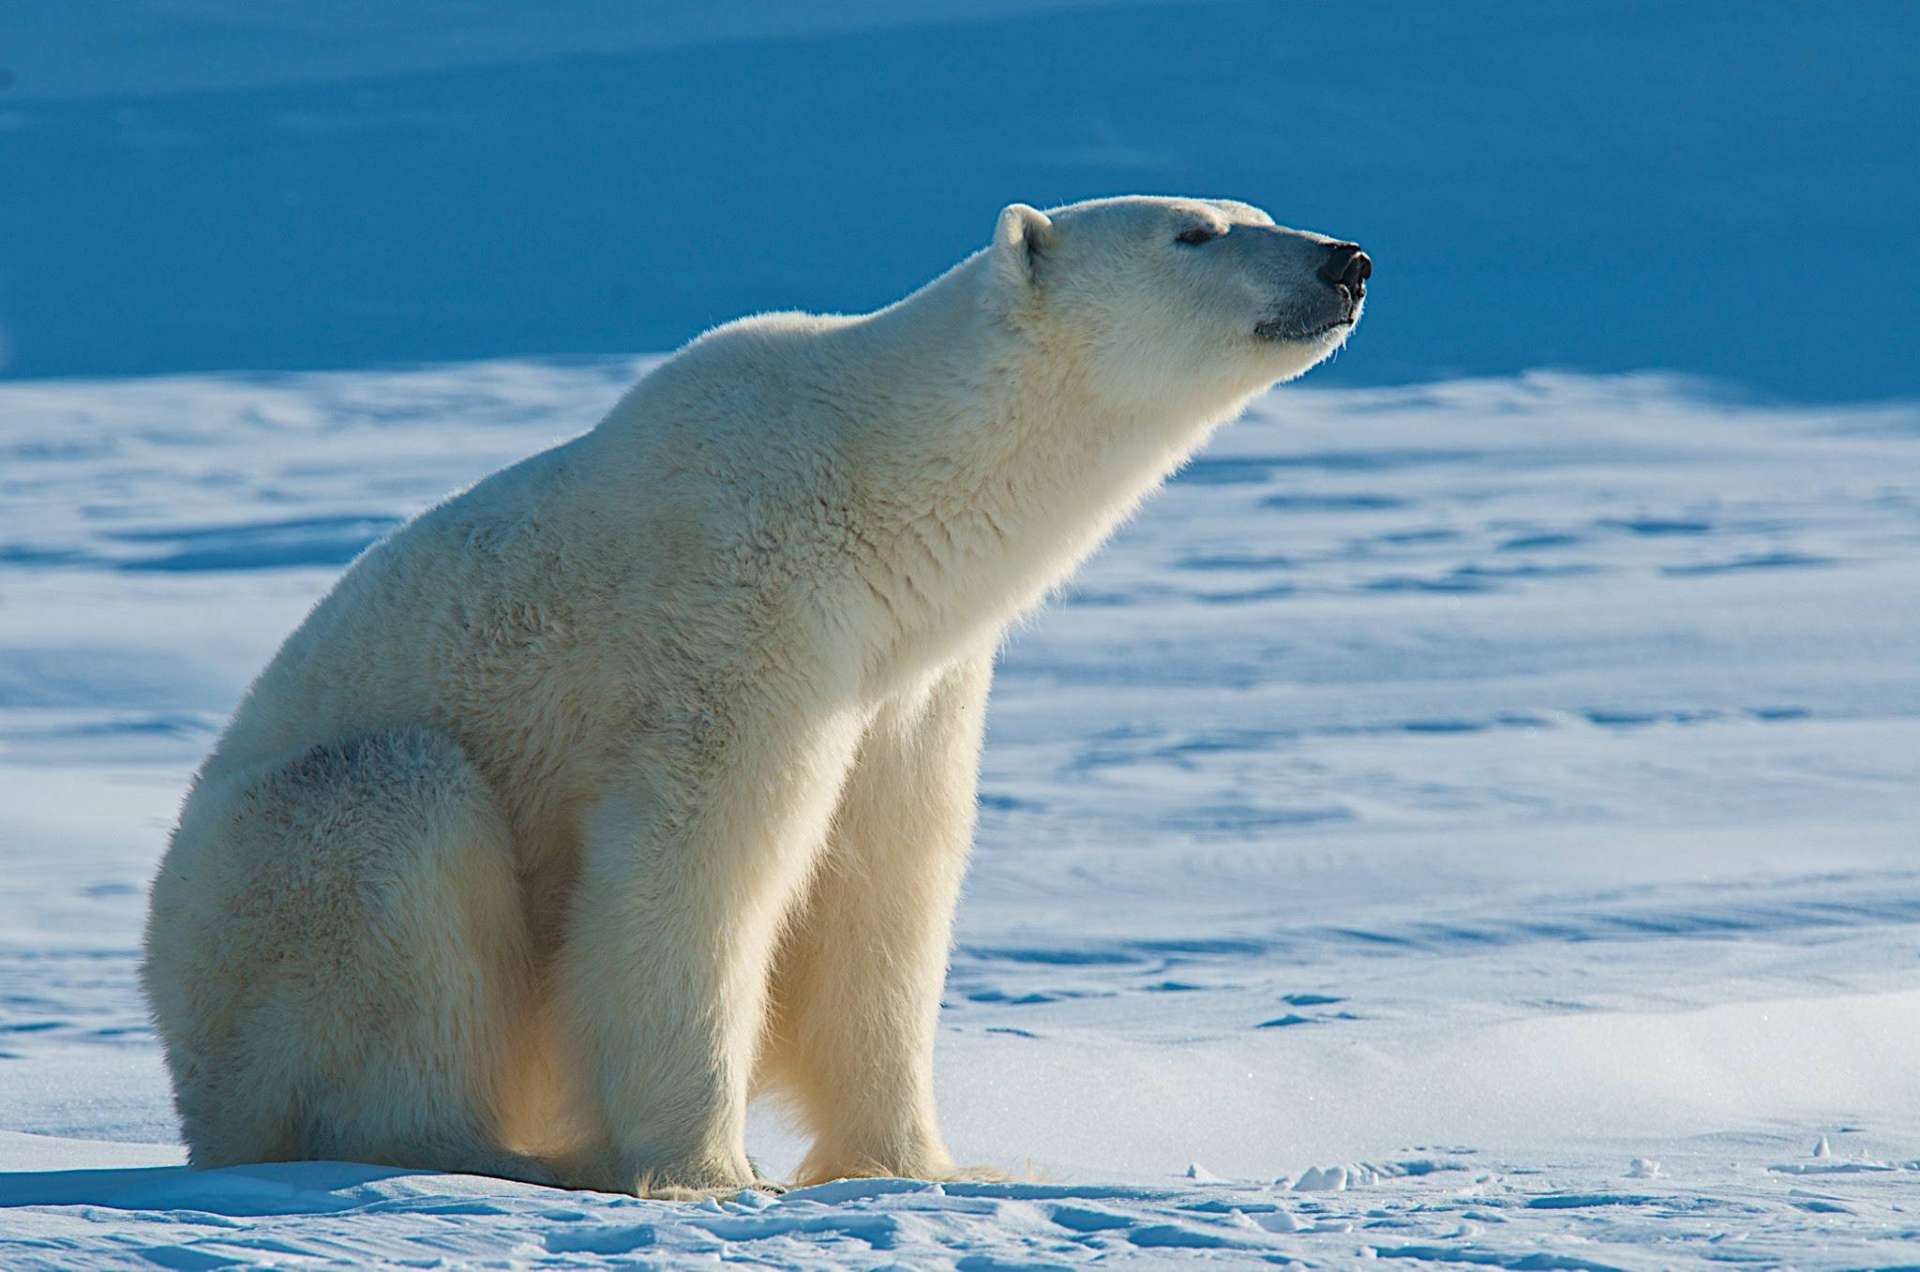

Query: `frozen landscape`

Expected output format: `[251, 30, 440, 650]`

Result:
[2, 362, 1917, 1266]
[3, 0, 1919, 1265]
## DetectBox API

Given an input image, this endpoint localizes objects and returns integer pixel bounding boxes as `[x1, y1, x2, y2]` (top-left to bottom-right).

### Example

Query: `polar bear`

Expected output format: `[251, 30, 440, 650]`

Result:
[142, 196, 1369, 1196]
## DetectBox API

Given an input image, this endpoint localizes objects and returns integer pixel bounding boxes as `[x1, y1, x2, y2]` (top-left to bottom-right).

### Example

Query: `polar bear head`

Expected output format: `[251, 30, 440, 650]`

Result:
[986, 195, 1368, 411]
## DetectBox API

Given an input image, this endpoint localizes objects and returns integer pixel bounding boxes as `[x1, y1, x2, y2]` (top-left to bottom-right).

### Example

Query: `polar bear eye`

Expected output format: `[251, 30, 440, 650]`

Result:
[1175, 226, 1222, 246]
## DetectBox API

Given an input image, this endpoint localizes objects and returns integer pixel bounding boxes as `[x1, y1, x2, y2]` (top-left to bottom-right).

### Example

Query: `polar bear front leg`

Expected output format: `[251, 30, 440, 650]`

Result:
[558, 706, 865, 1197]
[763, 655, 993, 1185]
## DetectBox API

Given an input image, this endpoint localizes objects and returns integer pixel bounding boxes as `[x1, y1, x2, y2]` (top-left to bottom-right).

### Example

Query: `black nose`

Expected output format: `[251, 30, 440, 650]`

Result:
[1318, 243, 1371, 299]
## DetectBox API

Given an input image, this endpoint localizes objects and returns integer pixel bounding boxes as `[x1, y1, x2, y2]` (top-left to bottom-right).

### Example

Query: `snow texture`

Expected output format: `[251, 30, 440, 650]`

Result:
[3, 362, 1918, 1267]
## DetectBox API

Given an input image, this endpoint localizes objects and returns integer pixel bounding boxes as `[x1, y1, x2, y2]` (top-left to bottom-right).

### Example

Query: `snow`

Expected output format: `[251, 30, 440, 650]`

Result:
[3, 362, 1918, 1266]
[3, 0, 1918, 1260]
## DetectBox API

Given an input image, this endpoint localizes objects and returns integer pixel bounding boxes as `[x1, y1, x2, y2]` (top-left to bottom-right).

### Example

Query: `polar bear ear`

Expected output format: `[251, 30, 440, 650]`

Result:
[991, 203, 1054, 292]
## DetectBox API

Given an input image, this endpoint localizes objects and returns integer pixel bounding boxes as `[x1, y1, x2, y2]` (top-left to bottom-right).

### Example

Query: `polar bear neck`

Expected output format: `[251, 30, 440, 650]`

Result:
[825, 258, 1259, 678]
[594, 255, 1265, 689]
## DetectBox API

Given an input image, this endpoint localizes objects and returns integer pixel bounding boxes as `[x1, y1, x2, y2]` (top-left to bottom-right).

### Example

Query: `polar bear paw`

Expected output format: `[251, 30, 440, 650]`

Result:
[559, 1149, 774, 1200]
[643, 1178, 788, 1203]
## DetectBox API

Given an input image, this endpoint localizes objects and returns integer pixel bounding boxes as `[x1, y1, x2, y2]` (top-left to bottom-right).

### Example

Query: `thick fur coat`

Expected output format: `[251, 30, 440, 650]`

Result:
[142, 196, 1367, 1195]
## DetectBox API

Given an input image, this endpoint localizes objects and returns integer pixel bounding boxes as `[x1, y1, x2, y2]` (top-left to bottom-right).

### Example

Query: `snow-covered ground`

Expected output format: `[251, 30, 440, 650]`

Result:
[2, 362, 1917, 1266]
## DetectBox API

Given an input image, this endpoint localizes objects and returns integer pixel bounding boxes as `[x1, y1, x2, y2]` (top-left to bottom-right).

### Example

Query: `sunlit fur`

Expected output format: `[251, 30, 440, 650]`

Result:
[142, 196, 1363, 1197]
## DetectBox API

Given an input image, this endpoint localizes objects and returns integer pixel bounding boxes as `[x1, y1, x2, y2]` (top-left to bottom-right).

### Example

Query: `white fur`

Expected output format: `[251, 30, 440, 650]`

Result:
[141, 195, 1362, 1195]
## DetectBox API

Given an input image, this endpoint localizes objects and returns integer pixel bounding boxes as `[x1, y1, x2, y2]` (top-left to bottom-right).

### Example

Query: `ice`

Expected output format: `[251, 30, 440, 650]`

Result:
[4, 0, 1915, 1261]
[2, 362, 1916, 1265]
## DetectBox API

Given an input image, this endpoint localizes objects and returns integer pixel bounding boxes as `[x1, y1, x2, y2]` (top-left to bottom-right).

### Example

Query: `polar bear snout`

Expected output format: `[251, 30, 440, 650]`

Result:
[1248, 232, 1369, 346]
[1318, 243, 1371, 303]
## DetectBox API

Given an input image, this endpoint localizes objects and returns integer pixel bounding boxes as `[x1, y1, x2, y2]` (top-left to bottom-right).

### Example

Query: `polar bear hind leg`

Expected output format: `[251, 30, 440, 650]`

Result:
[142, 728, 551, 1184]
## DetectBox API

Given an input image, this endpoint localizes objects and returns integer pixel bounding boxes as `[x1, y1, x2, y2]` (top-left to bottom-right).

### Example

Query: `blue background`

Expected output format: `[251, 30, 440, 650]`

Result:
[2, 1, 1915, 398]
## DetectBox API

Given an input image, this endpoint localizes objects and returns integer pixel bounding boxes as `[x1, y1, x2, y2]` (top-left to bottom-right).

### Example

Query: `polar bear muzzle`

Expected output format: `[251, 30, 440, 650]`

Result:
[1252, 235, 1371, 344]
